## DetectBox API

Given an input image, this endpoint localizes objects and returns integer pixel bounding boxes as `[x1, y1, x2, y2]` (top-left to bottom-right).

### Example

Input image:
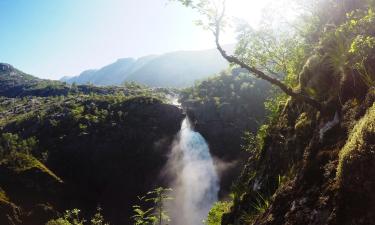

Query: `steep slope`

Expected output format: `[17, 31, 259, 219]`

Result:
[65, 56, 158, 86]
[217, 2, 375, 223]
[179, 69, 272, 195]
[63, 48, 230, 87]
[0, 63, 77, 97]
[0, 94, 184, 225]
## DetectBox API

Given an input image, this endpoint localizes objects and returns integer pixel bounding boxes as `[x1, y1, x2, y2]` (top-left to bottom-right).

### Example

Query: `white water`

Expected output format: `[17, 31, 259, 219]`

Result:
[166, 117, 219, 225]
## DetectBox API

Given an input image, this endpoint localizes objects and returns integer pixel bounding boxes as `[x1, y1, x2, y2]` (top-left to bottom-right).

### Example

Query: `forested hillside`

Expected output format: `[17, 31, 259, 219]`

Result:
[2, 0, 375, 224]
[179, 69, 272, 195]
[0, 93, 183, 224]
[0, 63, 185, 224]
[0, 57, 275, 224]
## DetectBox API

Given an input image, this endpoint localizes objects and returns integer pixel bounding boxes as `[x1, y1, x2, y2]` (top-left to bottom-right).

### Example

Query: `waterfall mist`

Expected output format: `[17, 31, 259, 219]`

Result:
[165, 117, 220, 225]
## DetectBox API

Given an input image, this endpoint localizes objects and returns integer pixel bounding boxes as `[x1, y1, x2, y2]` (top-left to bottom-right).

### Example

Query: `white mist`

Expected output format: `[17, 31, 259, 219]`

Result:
[166, 117, 219, 225]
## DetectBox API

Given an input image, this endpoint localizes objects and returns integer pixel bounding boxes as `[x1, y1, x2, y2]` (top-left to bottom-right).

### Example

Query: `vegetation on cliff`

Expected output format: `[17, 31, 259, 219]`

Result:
[173, 0, 375, 224]
[179, 68, 271, 195]
[2, 0, 375, 224]
[0, 78, 184, 225]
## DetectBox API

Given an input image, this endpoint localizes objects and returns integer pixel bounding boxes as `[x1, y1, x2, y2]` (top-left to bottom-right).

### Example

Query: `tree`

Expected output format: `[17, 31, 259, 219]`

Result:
[173, 0, 322, 110]
[131, 187, 173, 225]
[45, 207, 109, 225]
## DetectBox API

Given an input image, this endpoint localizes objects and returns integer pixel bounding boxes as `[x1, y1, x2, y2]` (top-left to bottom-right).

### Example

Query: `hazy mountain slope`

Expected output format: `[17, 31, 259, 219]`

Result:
[125, 48, 229, 87]
[67, 58, 137, 85]
[63, 48, 230, 87]
[0, 63, 176, 98]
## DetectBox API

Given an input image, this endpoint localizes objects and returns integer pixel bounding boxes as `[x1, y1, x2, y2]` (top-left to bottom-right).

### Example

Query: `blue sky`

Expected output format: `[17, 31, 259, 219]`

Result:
[0, 0, 277, 79]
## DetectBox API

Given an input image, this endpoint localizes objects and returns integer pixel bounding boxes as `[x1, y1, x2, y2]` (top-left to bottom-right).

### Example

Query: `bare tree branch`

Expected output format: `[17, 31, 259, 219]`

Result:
[174, 0, 322, 110]
[213, 14, 322, 110]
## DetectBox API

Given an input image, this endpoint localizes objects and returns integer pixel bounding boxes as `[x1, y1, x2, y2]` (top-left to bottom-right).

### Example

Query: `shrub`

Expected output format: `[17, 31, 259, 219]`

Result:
[204, 201, 232, 225]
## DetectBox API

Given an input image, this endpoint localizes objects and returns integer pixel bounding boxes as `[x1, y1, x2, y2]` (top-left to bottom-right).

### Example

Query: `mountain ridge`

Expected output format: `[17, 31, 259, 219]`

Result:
[62, 47, 233, 87]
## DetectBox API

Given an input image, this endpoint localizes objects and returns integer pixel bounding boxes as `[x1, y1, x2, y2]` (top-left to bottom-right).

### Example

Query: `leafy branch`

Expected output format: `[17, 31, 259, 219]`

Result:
[173, 0, 322, 110]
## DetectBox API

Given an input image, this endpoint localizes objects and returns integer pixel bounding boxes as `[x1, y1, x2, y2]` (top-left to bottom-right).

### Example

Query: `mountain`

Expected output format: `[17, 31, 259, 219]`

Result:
[0, 63, 180, 98]
[63, 48, 231, 87]
[63, 56, 157, 86]
[0, 63, 71, 97]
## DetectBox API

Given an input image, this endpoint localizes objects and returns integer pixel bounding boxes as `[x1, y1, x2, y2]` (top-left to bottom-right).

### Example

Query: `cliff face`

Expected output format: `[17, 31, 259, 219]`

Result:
[223, 88, 375, 224]
[213, 1, 375, 224]
[179, 70, 271, 195]
[0, 95, 184, 225]
[222, 41, 375, 225]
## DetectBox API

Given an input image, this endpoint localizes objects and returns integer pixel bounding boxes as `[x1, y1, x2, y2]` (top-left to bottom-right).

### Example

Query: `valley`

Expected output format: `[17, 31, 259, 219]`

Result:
[1, 0, 375, 224]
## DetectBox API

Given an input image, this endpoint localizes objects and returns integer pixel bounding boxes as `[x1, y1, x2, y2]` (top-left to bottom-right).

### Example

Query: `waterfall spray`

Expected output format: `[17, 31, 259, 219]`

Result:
[165, 117, 219, 225]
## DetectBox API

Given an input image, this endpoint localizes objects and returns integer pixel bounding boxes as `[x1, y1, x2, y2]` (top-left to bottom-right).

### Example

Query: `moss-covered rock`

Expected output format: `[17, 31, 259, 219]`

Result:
[335, 102, 375, 224]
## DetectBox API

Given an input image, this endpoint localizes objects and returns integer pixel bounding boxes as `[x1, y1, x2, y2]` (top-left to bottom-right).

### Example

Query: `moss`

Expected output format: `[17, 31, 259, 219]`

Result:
[45, 218, 72, 225]
[3, 152, 63, 183]
[0, 188, 10, 205]
[336, 102, 375, 184]
[294, 112, 312, 132]
[205, 201, 232, 225]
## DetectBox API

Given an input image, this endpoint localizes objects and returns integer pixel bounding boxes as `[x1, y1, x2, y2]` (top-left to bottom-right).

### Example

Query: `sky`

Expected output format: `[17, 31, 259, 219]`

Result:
[0, 0, 277, 80]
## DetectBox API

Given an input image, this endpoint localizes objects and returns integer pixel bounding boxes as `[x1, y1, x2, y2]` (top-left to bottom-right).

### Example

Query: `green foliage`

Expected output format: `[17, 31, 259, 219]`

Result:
[0, 133, 62, 183]
[264, 92, 289, 121]
[46, 209, 86, 225]
[132, 201, 156, 225]
[241, 131, 258, 154]
[235, 22, 306, 87]
[181, 70, 259, 105]
[0, 133, 37, 155]
[180, 69, 271, 127]
[123, 82, 148, 90]
[46, 208, 108, 225]
[256, 124, 270, 151]
[46, 218, 73, 225]
[4, 151, 62, 182]
[0, 89, 181, 223]
[241, 123, 271, 159]
[131, 187, 173, 225]
[236, 192, 271, 224]
[90, 207, 108, 225]
[229, 171, 257, 210]
[294, 112, 312, 132]
[318, 6, 375, 89]
[204, 201, 232, 225]
[349, 32, 375, 87]
[0, 187, 10, 205]
[250, 192, 270, 215]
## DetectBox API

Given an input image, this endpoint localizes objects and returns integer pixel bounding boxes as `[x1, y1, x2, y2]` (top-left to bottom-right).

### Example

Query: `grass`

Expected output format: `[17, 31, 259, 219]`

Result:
[336, 102, 375, 184]
[5, 152, 63, 183]
[251, 192, 271, 214]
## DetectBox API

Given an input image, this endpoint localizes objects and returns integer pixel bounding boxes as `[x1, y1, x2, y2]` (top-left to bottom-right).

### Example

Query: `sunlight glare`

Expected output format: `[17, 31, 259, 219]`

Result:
[220, 0, 298, 44]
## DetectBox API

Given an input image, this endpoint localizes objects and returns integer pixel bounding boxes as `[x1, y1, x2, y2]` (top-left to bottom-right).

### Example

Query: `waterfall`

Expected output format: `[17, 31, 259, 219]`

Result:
[165, 117, 219, 225]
